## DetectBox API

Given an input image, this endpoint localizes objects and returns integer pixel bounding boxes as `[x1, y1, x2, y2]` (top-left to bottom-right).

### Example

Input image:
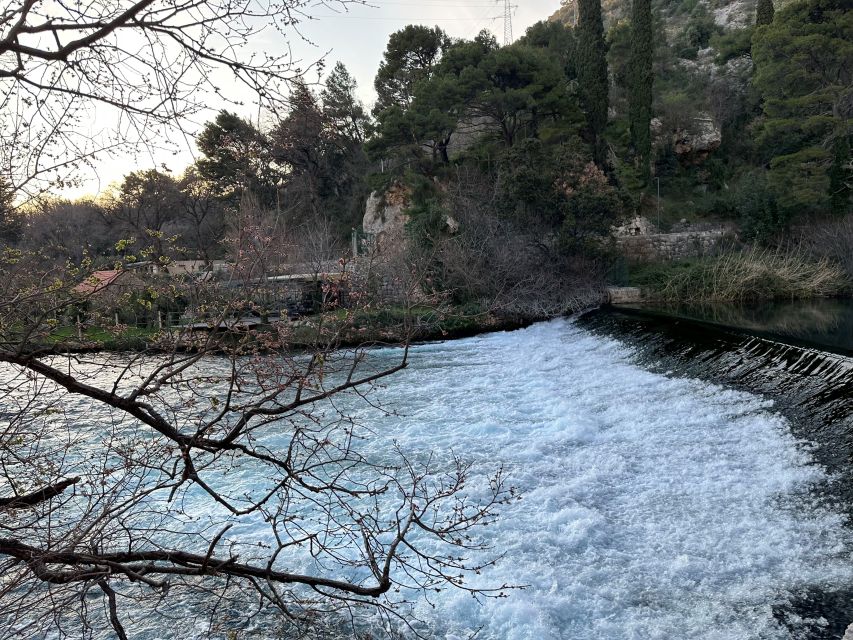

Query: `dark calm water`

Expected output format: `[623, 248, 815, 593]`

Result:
[611, 298, 853, 355]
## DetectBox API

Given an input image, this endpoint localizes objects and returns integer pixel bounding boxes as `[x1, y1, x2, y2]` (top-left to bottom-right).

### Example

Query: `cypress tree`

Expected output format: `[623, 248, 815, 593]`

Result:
[756, 0, 775, 25]
[629, 0, 654, 184]
[577, 0, 609, 166]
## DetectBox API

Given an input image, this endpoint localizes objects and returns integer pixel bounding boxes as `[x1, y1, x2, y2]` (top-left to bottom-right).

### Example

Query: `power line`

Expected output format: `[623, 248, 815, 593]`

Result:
[310, 14, 502, 21]
[371, 1, 511, 5]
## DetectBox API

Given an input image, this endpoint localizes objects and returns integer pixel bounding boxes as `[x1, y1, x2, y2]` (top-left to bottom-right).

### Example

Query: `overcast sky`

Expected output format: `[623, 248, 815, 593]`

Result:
[63, 0, 562, 200]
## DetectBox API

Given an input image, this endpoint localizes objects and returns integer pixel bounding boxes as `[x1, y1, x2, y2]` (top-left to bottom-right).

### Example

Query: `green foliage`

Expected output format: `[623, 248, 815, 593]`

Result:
[400, 171, 445, 247]
[322, 62, 370, 144]
[768, 147, 832, 215]
[560, 184, 623, 256]
[373, 25, 450, 115]
[752, 0, 852, 218]
[629, 0, 654, 183]
[495, 139, 564, 226]
[755, 0, 775, 26]
[576, 0, 610, 164]
[606, 21, 632, 99]
[470, 45, 579, 146]
[828, 135, 852, 213]
[272, 81, 371, 231]
[673, 5, 721, 57]
[196, 111, 277, 206]
[711, 27, 754, 64]
[494, 138, 623, 250]
[727, 170, 786, 240]
[518, 21, 578, 80]
[371, 35, 580, 173]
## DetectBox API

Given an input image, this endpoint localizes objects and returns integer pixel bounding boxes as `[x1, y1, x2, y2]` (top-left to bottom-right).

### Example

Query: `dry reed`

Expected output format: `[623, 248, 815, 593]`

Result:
[651, 247, 849, 303]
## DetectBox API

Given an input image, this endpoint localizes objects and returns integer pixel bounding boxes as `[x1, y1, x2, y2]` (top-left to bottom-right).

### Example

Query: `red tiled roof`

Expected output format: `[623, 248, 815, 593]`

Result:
[73, 270, 124, 294]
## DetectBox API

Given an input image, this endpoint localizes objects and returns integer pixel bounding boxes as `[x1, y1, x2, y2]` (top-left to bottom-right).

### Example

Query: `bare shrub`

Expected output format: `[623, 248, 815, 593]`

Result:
[430, 168, 607, 317]
[797, 216, 853, 281]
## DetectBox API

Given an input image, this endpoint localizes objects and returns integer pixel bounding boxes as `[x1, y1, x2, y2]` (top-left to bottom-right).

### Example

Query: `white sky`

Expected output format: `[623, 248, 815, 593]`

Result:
[62, 0, 562, 200]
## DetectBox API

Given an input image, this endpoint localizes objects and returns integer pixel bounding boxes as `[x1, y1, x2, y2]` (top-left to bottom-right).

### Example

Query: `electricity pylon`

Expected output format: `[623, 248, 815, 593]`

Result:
[502, 0, 512, 45]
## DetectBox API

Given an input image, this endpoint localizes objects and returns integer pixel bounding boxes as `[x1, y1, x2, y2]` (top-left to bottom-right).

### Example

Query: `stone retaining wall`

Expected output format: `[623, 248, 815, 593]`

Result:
[617, 229, 728, 262]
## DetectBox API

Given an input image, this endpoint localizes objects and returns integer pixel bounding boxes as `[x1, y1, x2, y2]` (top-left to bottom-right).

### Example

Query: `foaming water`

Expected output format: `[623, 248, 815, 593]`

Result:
[339, 319, 852, 639]
[5, 319, 853, 639]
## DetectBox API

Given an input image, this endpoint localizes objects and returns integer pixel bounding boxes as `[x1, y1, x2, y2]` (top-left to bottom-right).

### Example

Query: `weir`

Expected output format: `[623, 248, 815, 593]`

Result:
[579, 306, 853, 505]
[579, 305, 853, 639]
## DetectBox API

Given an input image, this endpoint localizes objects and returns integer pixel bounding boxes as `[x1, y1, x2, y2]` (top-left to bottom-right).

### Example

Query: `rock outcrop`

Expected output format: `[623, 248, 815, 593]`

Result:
[362, 182, 411, 241]
[672, 114, 722, 163]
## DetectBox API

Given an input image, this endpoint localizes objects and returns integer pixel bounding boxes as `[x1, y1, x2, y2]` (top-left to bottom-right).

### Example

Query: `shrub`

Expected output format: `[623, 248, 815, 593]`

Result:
[636, 247, 848, 302]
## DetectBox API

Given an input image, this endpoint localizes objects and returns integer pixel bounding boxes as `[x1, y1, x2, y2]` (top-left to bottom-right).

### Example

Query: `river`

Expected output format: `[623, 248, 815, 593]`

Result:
[3, 314, 853, 639]
[345, 316, 853, 639]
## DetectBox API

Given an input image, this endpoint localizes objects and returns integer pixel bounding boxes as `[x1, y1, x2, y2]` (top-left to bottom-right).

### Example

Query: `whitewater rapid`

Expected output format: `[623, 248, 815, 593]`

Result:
[5, 318, 853, 639]
[339, 318, 852, 639]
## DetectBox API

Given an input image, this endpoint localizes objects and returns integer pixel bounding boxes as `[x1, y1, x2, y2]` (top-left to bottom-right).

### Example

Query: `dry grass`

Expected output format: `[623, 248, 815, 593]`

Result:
[645, 247, 849, 303]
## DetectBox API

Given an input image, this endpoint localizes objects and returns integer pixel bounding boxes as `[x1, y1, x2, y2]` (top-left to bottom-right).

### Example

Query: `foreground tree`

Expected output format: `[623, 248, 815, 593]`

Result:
[0, 0, 327, 200]
[0, 237, 513, 638]
[0, 2, 513, 637]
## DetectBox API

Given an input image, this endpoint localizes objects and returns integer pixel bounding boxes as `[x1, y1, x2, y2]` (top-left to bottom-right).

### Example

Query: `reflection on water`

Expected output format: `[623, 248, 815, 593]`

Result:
[617, 298, 853, 355]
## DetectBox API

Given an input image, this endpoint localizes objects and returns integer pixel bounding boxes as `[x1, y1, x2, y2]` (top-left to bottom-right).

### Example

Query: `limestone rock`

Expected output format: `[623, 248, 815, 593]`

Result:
[713, 0, 755, 29]
[363, 184, 410, 237]
[673, 114, 722, 163]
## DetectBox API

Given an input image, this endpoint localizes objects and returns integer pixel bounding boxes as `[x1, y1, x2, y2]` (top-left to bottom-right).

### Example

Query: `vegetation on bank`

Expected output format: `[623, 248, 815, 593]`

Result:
[0, 0, 849, 322]
[627, 248, 849, 302]
[29, 305, 537, 353]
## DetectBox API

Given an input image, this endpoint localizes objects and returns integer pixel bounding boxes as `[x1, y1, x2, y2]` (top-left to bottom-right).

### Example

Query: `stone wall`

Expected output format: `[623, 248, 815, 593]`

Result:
[616, 228, 729, 262]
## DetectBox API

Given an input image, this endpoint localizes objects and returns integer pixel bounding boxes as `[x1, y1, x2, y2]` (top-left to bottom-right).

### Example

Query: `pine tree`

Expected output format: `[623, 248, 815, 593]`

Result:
[577, 0, 609, 166]
[756, 0, 775, 26]
[629, 0, 654, 184]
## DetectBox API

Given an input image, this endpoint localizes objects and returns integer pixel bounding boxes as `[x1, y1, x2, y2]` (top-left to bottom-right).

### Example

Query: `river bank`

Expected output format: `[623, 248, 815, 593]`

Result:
[28, 306, 548, 355]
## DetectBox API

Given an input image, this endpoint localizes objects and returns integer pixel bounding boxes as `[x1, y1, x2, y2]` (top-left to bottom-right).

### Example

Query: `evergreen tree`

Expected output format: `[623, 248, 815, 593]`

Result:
[756, 0, 775, 26]
[373, 25, 450, 116]
[196, 111, 277, 206]
[322, 62, 369, 145]
[576, 0, 610, 166]
[828, 134, 851, 213]
[752, 0, 851, 215]
[0, 178, 19, 244]
[629, 0, 654, 184]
